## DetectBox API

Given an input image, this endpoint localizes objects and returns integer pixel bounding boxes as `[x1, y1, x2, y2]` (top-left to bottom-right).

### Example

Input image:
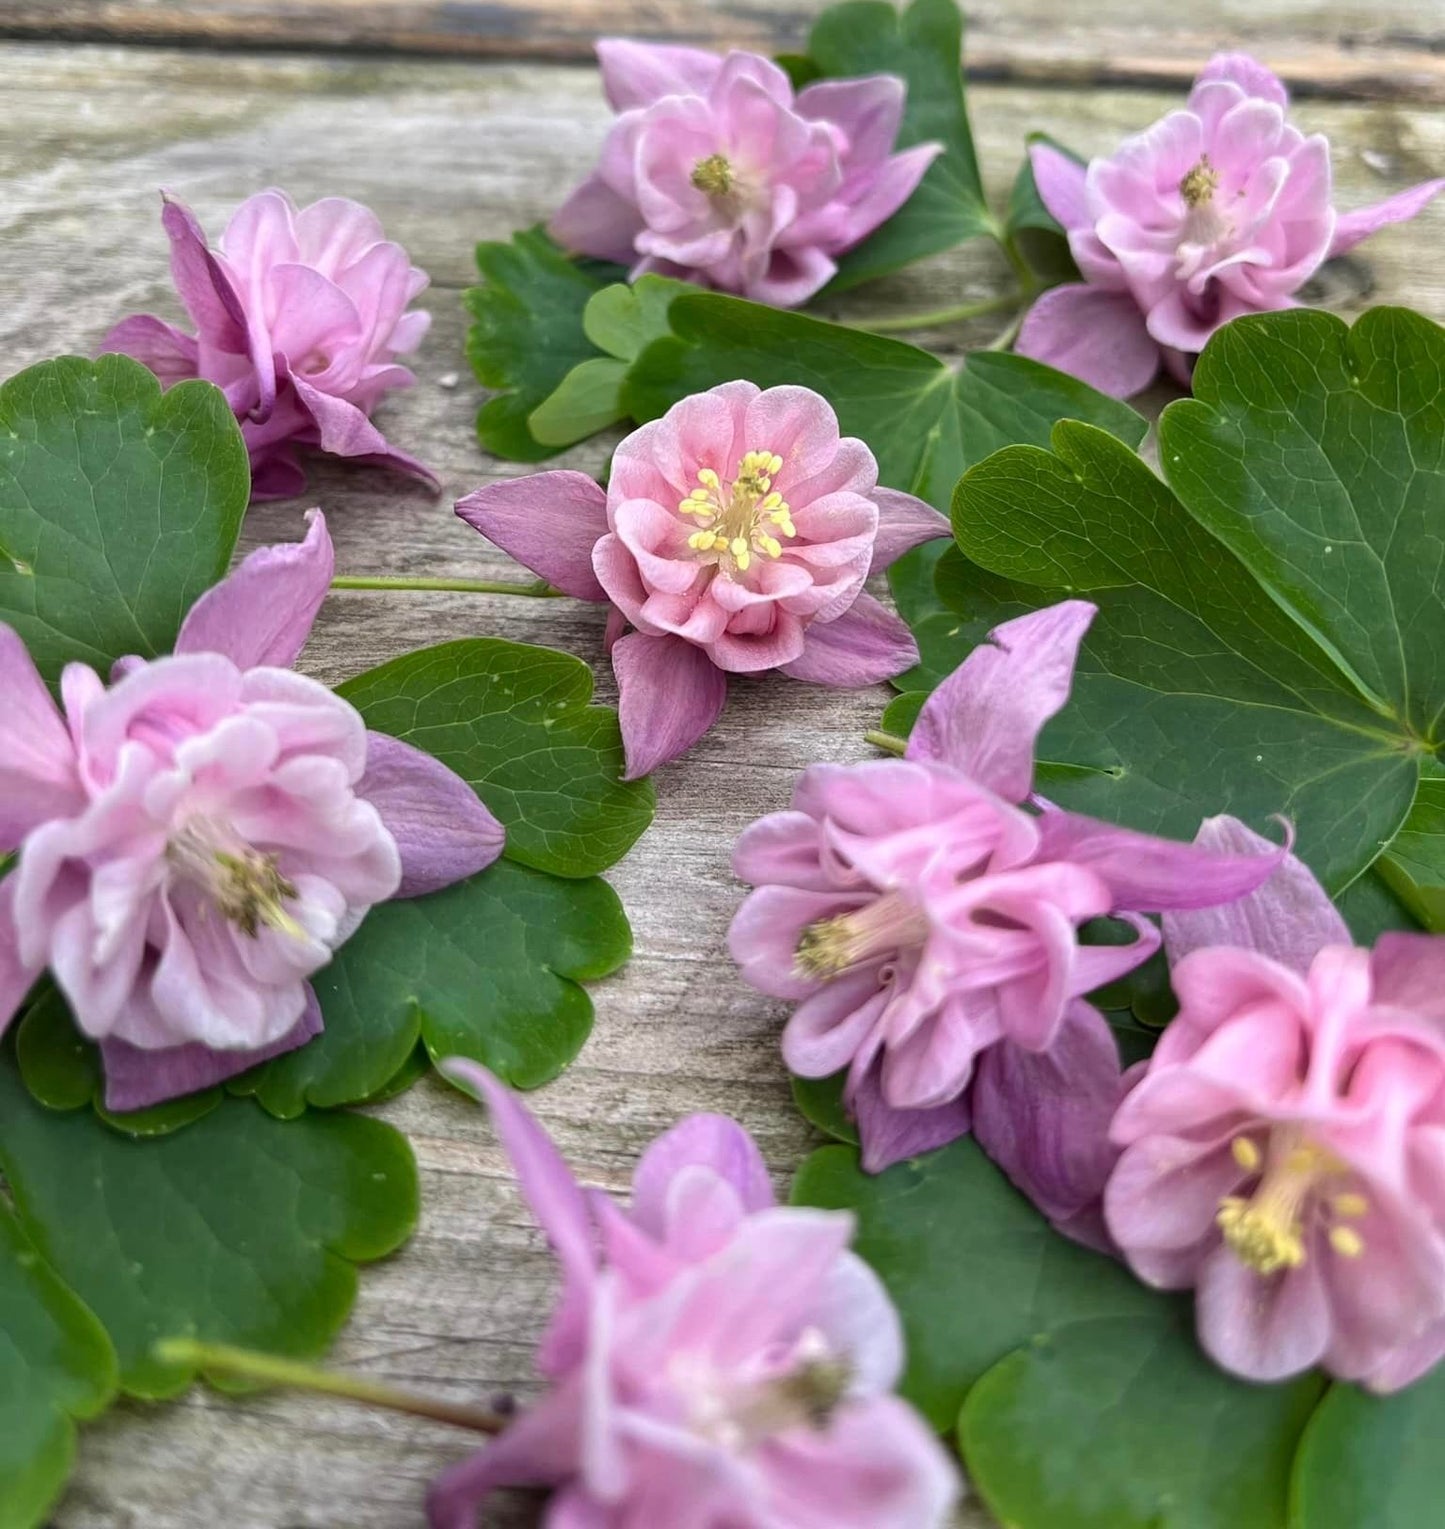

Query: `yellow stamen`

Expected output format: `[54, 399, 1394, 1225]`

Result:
[1333, 1192, 1370, 1219]
[691, 153, 735, 197]
[1180, 155, 1220, 208]
[795, 892, 931, 979]
[1231, 1136, 1262, 1172]
[1329, 1226, 1365, 1259]
[674, 447, 797, 578]
[1216, 1131, 1347, 1276]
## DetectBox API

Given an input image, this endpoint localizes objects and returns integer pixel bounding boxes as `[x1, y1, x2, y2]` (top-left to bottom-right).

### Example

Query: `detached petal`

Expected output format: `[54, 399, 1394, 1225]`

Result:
[1016, 284, 1161, 399]
[1329, 179, 1445, 257]
[779, 591, 918, 686]
[456, 473, 610, 602]
[867, 488, 951, 574]
[0, 624, 82, 848]
[1162, 815, 1344, 972]
[176, 508, 334, 670]
[1028, 142, 1090, 232]
[907, 599, 1095, 802]
[611, 631, 728, 779]
[358, 733, 505, 897]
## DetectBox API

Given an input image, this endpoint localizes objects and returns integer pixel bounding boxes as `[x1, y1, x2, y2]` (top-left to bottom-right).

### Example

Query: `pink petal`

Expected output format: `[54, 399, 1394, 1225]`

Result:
[95, 314, 200, 385]
[867, 488, 950, 574]
[549, 172, 646, 264]
[1104, 1134, 1247, 1283]
[357, 732, 505, 897]
[288, 375, 438, 489]
[0, 624, 82, 848]
[630, 1113, 775, 1240]
[1370, 933, 1445, 1024]
[1329, 178, 1445, 257]
[1195, 1245, 1332, 1382]
[1016, 284, 1161, 398]
[99, 983, 322, 1112]
[827, 142, 943, 247]
[779, 591, 917, 686]
[0, 880, 44, 1037]
[1034, 808, 1286, 914]
[850, 1058, 972, 1174]
[730, 810, 829, 891]
[1191, 52, 1290, 108]
[1162, 815, 1345, 973]
[159, 194, 249, 353]
[595, 38, 722, 111]
[1028, 142, 1090, 232]
[611, 631, 728, 779]
[455, 472, 610, 603]
[795, 76, 905, 167]
[906, 599, 1095, 802]
[175, 508, 333, 670]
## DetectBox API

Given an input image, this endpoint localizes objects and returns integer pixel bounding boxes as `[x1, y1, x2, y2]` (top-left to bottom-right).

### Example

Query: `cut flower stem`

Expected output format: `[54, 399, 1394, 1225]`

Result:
[155, 1339, 509, 1435]
[331, 575, 564, 597]
[864, 729, 909, 756]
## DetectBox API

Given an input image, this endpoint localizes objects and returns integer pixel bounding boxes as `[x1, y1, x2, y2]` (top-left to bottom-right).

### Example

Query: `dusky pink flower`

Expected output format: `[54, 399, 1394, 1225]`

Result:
[0, 513, 503, 1111]
[1017, 53, 1445, 397]
[1106, 816, 1445, 1389]
[728, 600, 1286, 1184]
[100, 190, 436, 498]
[549, 39, 942, 307]
[456, 380, 948, 778]
[428, 1062, 960, 1529]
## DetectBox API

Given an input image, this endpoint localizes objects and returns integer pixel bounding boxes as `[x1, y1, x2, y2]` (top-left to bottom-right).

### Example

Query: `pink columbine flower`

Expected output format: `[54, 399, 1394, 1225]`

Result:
[428, 1062, 960, 1528]
[1106, 816, 1445, 1390]
[100, 190, 436, 498]
[1017, 53, 1445, 397]
[728, 600, 1285, 1208]
[0, 513, 503, 1111]
[549, 39, 942, 307]
[456, 380, 949, 778]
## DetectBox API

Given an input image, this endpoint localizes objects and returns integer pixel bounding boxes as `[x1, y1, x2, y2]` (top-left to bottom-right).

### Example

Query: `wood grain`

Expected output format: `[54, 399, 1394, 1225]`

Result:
[1, 0, 1444, 102]
[1, 35, 1443, 1529]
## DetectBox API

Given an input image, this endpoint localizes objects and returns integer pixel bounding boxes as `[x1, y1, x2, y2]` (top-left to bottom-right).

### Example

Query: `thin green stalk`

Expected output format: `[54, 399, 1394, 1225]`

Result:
[847, 289, 1021, 335]
[155, 1339, 507, 1435]
[864, 730, 909, 757]
[331, 575, 564, 597]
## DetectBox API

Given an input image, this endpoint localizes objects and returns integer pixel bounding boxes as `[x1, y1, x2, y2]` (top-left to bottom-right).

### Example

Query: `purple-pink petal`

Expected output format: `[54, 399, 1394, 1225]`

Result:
[629, 1113, 776, 1240]
[1329, 178, 1445, 257]
[0, 881, 43, 1037]
[96, 315, 199, 385]
[357, 732, 505, 898]
[0, 624, 82, 849]
[611, 631, 728, 779]
[1016, 284, 1162, 399]
[867, 488, 951, 574]
[779, 592, 919, 686]
[1028, 141, 1090, 232]
[595, 37, 722, 111]
[455, 472, 611, 602]
[175, 507, 334, 670]
[850, 1059, 972, 1174]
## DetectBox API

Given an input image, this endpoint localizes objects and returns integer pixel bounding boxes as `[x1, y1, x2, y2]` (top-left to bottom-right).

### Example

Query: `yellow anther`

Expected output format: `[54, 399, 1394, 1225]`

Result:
[698, 468, 720, 489]
[691, 153, 735, 197]
[1329, 1226, 1365, 1259]
[768, 454, 783, 474]
[735, 548, 751, 571]
[1333, 1192, 1369, 1219]
[758, 536, 782, 558]
[761, 491, 783, 510]
[730, 537, 749, 558]
[1231, 1137, 1262, 1172]
[688, 531, 716, 550]
[1180, 155, 1220, 208]
[712, 535, 730, 552]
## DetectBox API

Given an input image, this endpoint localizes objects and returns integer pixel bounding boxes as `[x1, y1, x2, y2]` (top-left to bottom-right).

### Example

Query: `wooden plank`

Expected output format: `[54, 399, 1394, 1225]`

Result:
[1, 0, 1444, 103]
[2, 38, 1443, 1529]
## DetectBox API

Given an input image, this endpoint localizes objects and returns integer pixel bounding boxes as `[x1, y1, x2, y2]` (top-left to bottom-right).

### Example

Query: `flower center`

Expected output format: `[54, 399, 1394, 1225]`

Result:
[678, 449, 796, 576]
[691, 153, 736, 198]
[795, 891, 930, 979]
[1178, 154, 1232, 250]
[1216, 1130, 1367, 1275]
[1179, 155, 1219, 209]
[167, 816, 303, 940]
[681, 1328, 852, 1451]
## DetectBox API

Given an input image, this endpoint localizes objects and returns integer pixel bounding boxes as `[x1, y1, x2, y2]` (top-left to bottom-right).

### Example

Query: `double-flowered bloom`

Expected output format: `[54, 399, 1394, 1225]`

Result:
[457, 380, 949, 778]
[0, 513, 503, 1110]
[550, 39, 941, 307]
[729, 601, 1284, 1240]
[102, 190, 435, 497]
[1106, 817, 1445, 1391]
[429, 1062, 959, 1528]
[1018, 53, 1444, 396]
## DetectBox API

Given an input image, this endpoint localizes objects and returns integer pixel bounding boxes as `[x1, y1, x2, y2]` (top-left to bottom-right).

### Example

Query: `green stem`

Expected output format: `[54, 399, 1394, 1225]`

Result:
[331, 575, 564, 597]
[864, 729, 909, 757]
[847, 289, 1021, 334]
[155, 1339, 508, 1435]
[986, 309, 1028, 353]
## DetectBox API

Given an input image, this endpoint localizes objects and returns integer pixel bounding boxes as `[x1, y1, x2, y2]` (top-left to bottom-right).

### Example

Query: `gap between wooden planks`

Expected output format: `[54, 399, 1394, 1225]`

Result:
[1, 0, 1444, 103]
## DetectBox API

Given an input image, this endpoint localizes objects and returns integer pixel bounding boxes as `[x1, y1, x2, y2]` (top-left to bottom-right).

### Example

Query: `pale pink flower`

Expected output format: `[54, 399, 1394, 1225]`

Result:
[100, 190, 435, 498]
[550, 39, 941, 306]
[0, 513, 503, 1110]
[1106, 817, 1445, 1389]
[1018, 53, 1445, 396]
[428, 1062, 960, 1529]
[729, 601, 1285, 1194]
[456, 380, 948, 778]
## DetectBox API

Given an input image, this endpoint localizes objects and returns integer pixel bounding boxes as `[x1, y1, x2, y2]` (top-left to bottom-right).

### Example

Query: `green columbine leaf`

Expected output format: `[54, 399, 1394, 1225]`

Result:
[1375, 770, 1445, 930]
[1003, 134, 1082, 288]
[339, 637, 654, 877]
[790, 1140, 1147, 1430]
[0, 1051, 417, 1399]
[0, 1206, 117, 1529]
[464, 228, 623, 462]
[1290, 1372, 1445, 1528]
[233, 860, 630, 1116]
[809, 0, 994, 291]
[961, 1311, 1325, 1529]
[0, 355, 247, 686]
[622, 291, 1145, 508]
[790, 1072, 859, 1146]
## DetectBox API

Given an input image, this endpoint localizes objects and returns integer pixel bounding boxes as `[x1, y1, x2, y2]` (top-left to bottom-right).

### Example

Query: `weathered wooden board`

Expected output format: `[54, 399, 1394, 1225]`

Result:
[2, 0, 1444, 101]
[2, 35, 1443, 1529]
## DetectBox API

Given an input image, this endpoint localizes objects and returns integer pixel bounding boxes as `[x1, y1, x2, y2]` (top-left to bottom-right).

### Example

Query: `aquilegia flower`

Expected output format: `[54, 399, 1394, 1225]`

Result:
[0, 512, 503, 1111]
[729, 600, 1284, 1190]
[549, 40, 941, 306]
[457, 380, 948, 778]
[428, 1062, 960, 1528]
[101, 190, 435, 498]
[1106, 816, 1445, 1391]
[1017, 53, 1445, 396]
